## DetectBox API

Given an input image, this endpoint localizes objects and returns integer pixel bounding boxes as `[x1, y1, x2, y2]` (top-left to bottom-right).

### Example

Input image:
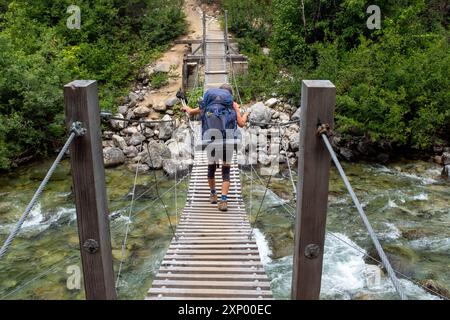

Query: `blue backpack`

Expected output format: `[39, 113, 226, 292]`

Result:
[200, 88, 238, 140]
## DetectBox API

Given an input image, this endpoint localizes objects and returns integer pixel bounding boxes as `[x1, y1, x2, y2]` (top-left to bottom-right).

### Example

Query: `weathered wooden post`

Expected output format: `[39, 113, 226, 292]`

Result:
[202, 11, 207, 58]
[292, 80, 336, 300]
[64, 80, 117, 300]
[224, 10, 229, 53]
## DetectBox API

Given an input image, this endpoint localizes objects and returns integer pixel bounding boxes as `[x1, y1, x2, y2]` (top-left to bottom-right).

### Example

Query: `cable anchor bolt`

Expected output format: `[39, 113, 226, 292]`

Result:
[70, 121, 87, 137]
[317, 123, 332, 137]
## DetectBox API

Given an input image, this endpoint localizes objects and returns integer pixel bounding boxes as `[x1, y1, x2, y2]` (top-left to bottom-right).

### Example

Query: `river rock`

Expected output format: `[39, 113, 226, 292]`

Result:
[129, 132, 145, 146]
[421, 279, 450, 299]
[291, 107, 302, 121]
[0, 202, 12, 214]
[163, 159, 192, 178]
[103, 147, 126, 168]
[249, 103, 272, 126]
[118, 105, 128, 115]
[154, 62, 171, 73]
[110, 113, 126, 131]
[265, 98, 279, 108]
[339, 148, 355, 161]
[159, 115, 174, 141]
[279, 112, 290, 123]
[442, 152, 450, 166]
[123, 146, 138, 158]
[112, 135, 127, 150]
[262, 47, 270, 55]
[134, 106, 151, 118]
[165, 97, 180, 108]
[127, 163, 150, 174]
[123, 126, 139, 135]
[154, 102, 168, 112]
[142, 141, 171, 169]
[442, 165, 450, 180]
[129, 92, 139, 107]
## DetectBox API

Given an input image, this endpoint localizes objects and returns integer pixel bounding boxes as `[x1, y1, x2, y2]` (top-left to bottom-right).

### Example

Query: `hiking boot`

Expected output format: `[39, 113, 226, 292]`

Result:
[218, 201, 228, 212]
[210, 194, 218, 204]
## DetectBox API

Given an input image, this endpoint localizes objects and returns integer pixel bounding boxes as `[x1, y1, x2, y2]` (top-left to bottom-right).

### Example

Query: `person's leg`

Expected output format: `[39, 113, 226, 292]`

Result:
[219, 163, 231, 211]
[208, 164, 218, 204]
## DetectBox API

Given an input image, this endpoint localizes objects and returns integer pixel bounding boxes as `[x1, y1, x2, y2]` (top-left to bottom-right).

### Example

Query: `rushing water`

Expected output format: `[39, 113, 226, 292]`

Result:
[0, 159, 448, 300]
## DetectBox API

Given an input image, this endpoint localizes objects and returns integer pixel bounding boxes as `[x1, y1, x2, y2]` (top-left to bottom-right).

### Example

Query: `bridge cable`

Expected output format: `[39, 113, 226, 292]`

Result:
[115, 137, 145, 289]
[0, 122, 86, 261]
[139, 123, 178, 240]
[319, 125, 407, 300]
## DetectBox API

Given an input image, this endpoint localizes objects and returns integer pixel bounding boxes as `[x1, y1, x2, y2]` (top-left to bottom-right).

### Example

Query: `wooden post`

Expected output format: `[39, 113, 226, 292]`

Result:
[292, 80, 336, 300]
[224, 10, 229, 53]
[64, 80, 117, 300]
[202, 11, 207, 58]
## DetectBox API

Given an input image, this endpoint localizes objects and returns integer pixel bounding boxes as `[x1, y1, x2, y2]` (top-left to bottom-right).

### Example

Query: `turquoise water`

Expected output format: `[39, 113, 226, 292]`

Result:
[0, 159, 448, 300]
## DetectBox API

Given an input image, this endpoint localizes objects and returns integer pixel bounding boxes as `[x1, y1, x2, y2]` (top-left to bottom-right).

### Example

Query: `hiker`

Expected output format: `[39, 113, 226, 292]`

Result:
[179, 84, 250, 212]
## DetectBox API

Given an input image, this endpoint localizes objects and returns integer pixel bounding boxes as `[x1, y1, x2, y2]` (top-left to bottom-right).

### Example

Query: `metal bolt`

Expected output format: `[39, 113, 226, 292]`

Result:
[305, 244, 321, 259]
[83, 239, 99, 254]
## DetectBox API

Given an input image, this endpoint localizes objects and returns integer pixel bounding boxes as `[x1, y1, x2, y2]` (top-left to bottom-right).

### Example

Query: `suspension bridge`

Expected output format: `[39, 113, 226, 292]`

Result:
[0, 11, 447, 301]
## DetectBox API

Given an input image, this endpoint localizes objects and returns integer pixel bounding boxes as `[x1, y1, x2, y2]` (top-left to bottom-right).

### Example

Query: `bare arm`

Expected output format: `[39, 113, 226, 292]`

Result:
[182, 106, 201, 117]
[233, 102, 249, 128]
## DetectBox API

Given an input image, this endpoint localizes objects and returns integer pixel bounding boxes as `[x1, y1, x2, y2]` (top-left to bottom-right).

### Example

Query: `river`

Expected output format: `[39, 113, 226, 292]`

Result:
[0, 159, 448, 300]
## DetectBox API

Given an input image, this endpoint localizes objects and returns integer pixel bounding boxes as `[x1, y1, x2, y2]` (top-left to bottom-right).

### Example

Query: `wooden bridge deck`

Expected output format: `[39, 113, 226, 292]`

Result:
[147, 13, 273, 301]
[147, 149, 273, 300]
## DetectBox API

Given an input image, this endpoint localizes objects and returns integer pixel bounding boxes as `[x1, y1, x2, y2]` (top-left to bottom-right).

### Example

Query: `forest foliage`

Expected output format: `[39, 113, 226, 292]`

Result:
[0, 0, 186, 169]
[222, 0, 449, 152]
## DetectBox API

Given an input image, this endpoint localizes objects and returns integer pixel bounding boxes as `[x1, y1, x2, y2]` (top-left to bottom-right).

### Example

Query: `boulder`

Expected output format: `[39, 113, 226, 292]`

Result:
[262, 47, 270, 55]
[271, 111, 280, 120]
[265, 98, 279, 108]
[442, 165, 450, 180]
[103, 131, 114, 140]
[291, 107, 302, 121]
[134, 106, 151, 118]
[145, 66, 155, 78]
[110, 114, 126, 131]
[153, 102, 168, 112]
[279, 112, 290, 123]
[103, 148, 126, 168]
[339, 148, 355, 162]
[159, 115, 174, 141]
[123, 146, 139, 158]
[112, 135, 127, 150]
[442, 152, 450, 166]
[154, 62, 171, 73]
[377, 153, 390, 164]
[142, 141, 172, 169]
[248, 102, 272, 126]
[165, 97, 180, 108]
[163, 159, 192, 178]
[123, 126, 139, 135]
[129, 132, 145, 146]
[127, 163, 150, 174]
[421, 279, 450, 299]
[129, 92, 139, 107]
[118, 105, 128, 115]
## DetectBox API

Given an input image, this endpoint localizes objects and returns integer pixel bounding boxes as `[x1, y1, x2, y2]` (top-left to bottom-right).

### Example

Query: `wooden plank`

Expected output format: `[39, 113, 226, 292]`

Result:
[164, 255, 261, 261]
[64, 80, 116, 300]
[170, 244, 257, 249]
[148, 288, 272, 298]
[158, 266, 266, 274]
[292, 80, 335, 300]
[154, 273, 269, 281]
[162, 261, 262, 267]
[147, 297, 271, 300]
[151, 280, 270, 290]
[166, 250, 260, 255]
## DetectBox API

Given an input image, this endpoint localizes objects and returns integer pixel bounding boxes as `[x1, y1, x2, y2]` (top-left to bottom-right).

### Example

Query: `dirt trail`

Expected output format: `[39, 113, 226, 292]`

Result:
[139, 0, 205, 118]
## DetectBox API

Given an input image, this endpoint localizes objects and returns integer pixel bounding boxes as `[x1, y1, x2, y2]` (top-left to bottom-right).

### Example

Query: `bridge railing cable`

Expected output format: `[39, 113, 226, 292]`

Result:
[318, 124, 407, 300]
[0, 122, 86, 261]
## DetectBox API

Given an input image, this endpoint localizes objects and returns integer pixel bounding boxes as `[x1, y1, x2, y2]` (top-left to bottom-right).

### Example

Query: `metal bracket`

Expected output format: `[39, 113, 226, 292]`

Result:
[305, 244, 321, 259]
[70, 121, 87, 137]
[83, 239, 99, 254]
